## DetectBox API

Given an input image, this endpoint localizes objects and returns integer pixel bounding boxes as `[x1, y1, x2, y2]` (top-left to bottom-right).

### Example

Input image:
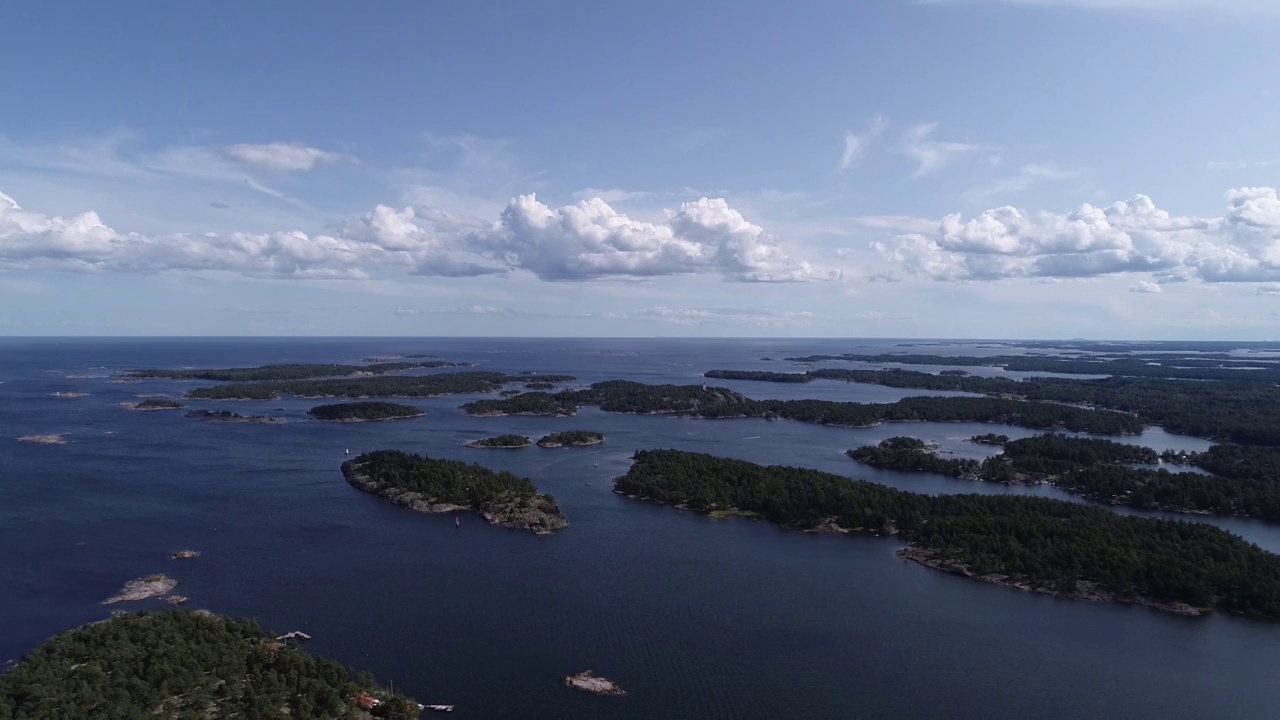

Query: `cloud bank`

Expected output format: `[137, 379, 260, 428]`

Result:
[875, 187, 1280, 284]
[0, 191, 837, 284]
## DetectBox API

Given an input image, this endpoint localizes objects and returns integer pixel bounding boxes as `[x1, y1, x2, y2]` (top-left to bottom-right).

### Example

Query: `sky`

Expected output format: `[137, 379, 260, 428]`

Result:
[2, 0, 1279, 339]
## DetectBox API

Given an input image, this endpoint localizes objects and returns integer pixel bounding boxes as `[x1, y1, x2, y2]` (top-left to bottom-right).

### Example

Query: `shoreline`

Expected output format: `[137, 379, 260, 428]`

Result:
[310, 412, 425, 423]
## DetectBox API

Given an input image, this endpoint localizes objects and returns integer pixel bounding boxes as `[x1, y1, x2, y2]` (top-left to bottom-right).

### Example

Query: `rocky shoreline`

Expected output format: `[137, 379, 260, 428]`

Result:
[341, 460, 567, 535]
[103, 574, 179, 604]
[564, 671, 626, 696]
[185, 410, 285, 424]
[896, 546, 1205, 617]
[537, 437, 605, 448]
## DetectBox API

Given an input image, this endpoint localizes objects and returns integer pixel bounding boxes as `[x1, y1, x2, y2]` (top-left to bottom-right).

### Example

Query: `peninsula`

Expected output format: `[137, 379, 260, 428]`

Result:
[0, 611, 421, 719]
[341, 450, 567, 534]
[537, 431, 605, 448]
[307, 401, 424, 422]
[614, 449, 1280, 619]
[466, 434, 533, 449]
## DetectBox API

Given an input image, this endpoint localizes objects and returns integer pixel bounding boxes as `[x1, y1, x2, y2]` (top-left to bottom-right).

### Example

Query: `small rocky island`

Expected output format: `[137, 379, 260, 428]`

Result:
[307, 401, 424, 422]
[103, 574, 178, 604]
[186, 409, 285, 424]
[564, 671, 626, 696]
[171, 550, 201, 560]
[465, 434, 533, 449]
[461, 392, 578, 417]
[131, 398, 185, 411]
[17, 434, 66, 445]
[341, 450, 567, 534]
[537, 431, 605, 448]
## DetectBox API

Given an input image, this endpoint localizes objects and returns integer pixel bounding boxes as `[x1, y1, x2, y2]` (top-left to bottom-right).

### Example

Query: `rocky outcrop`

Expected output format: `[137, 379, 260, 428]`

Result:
[171, 550, 201, 560]
[17, 434, 66, 445]
[564, 671, 626, 696]
[103, 574, 178, 604]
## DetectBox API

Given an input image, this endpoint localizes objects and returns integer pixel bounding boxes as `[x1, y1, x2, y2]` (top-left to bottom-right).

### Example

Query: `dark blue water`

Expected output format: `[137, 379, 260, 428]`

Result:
[3, 338, 1280, 719]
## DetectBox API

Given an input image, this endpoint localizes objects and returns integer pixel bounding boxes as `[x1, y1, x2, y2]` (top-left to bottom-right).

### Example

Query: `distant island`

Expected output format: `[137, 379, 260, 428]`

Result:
[185, 409, 285, 424]
[0, 611, 421, 719]
[466, 434, 533, 449]
[132, 398, 186, 411]
[537, 431, 605, 448]
[122, 360, 462, 382]
[185, 371, 575, 401]
[460, 380, 1140, 435]
[614, 449, 1280, 619]
[846, 434, 1280, 520]
[523, 381, 557, 390]
[341, 450, 567, 534]
[308, 402, 424, 422]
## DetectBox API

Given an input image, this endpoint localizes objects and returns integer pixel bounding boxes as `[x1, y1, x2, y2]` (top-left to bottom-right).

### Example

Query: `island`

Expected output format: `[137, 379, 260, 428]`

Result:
[0, 610, 421, 719]
[460, 380, 1142, 435]
[845, 434, 1280, 520]
[465, 434, 533, 449]
[970, 433, 1010, 445]
[307, 401, 424, 422]
[103, 574, 179, 604]
[122, 361, 454, 382]
[51, 391, 89, 398]
[564, 671, 626, 696]
[341, 450, 567, 534]
[185, 371, 576, 401]
[613, 449, 1280, 618]
[185, 409, 285, 424]
[17, 434, 66, 445]
[171, 550, 200, 560]
[462, 392, 578, 417]
[524, 381, 557, 390]
[131, 398, 186, 411]
[537, 431, 605, 448]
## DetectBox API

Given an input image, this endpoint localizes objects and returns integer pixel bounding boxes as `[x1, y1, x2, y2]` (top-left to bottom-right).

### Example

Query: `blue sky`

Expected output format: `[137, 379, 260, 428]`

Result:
[2, 0, 1279, 338]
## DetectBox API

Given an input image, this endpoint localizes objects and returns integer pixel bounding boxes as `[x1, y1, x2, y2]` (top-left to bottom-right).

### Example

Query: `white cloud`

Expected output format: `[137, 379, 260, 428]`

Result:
[1208, 160, 1273, 172]
[224, 143, 354, 172]
[839, 116, 888, 171]
[876, 186, 1280, 286]
[854, 215, 941, 234]
[1129, 280, 1163, 293]
[571, 188, 648, 204]
[967, 163, 1082, 201]
[1257, 283, 1280, 295]
[0, 190, 836, 284]
[902, 123, 983, 179]
[471, 194, 840, 283]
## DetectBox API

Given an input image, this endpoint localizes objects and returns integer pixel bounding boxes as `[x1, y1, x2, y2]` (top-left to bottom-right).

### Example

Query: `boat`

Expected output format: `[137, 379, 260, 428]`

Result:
[345, 448, 350, 455]
[455, 516, 460, 528]
[425, 704, 454, 712]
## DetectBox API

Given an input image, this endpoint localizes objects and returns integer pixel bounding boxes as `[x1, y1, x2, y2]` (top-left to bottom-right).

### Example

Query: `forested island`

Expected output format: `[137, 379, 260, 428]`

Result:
[848, 434, 1280, 520]
[463, 392, 578, 417]
[613, 450, 1280, 618]
[0, 611, 420, 719]
[705, 367, 1280, 445]
[466, 434, 533, 449]
[131, 398, 185, 410]
[185, 409, 284, 424]
[537, 431, 605, 448]
[123, 361, 458, 382]
[308, 401, 424, 422]
[186, 371, 575, 401]
[462, 380, 1141, 434]
[341, 450, 567, 534]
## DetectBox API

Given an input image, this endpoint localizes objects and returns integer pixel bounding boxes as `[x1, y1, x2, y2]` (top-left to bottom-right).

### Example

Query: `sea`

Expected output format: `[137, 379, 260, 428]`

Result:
[3, 337, 1279, 719]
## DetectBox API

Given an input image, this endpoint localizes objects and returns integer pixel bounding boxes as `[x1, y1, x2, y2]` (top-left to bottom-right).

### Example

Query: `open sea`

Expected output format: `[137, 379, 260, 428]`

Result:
[3, 337, 1279, 719]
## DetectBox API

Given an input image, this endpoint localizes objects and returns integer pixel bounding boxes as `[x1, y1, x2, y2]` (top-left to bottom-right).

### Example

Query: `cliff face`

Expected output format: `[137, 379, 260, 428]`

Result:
[341, 460, 568, 535]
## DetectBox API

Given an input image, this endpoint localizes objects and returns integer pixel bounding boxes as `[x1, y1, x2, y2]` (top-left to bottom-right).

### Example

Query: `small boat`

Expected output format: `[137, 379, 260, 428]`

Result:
[345, 448, 350, 455]
[425, 704, 454, 712]
[455, 516, 460, 529]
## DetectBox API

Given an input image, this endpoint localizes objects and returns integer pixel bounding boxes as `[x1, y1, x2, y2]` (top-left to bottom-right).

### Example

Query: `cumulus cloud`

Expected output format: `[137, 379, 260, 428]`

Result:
[902, 123, 982, 179]
[840, 116, 888, 171]
[224, 142, 354, 172]
[875, 187, 1280, 286]
[470, 194, 839, 282]
[0, 190, 835, 284]
[1129, 280, 1163, 293]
